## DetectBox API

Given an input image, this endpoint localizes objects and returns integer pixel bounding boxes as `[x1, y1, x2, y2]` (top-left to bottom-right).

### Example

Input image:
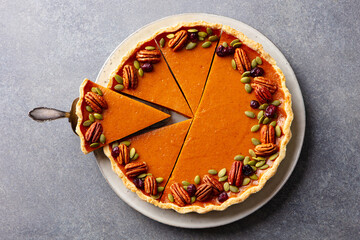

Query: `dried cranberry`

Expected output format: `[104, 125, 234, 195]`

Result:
[265, 105, 277, 118]
[250, 67, 265, 77]
[111, 146, 120, 158]
[250, 100, 260, 109]
[225, 46, 235, 55]
[218, 192, 228, 202]
[189, 32, 198, 42]
[243, 164, 253, 176]
[141, 63, 153, 72]
[187, 184, 196, 197]
[216, 45, 227, 57]
[133, 178, 144, 189]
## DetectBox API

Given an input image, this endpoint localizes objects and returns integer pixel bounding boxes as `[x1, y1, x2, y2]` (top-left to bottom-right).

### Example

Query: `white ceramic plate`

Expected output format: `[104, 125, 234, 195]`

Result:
[94, 13, 305, 228]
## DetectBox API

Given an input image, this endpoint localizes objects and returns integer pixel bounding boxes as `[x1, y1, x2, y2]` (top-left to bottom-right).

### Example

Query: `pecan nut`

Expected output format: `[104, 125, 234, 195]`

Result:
[203, 175, 223, 195]
[228, 161, 243, 187]
[254, 143, 278, 156]
[124, 162, 147, 178]
[136, 49, 161, 63]
[168, 30, 188, 51]
[252, 77, 277, 94]
[85, 122, 103, 143]
[234, 48, 251, 74]
[170, 183, 190, 207]
[85, 92, 107, 113]
[260, 125, 275, 144]
[254, 85, 273, 104]
[144, 175, 157, 196]
[123, 65, 138, 90]
[115, 144, 130, 165]
[195, 184, 213, 202]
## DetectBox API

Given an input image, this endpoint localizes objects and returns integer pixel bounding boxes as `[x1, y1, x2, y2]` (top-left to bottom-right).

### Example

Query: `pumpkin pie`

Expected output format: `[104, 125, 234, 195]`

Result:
[76, 79, 170, 154]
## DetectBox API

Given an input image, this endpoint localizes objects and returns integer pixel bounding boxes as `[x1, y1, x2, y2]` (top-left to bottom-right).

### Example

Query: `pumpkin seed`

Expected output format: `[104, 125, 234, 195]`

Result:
[202, 41, 211, 48]
[157, 187, 164, 192]
[198, 31, 207, 38]
[272, 100, 281, 106]
[151, 194, 160, 200]
[194, 175, 201, 185]
[138, 68, 144, 77]
[168, 193, 174, 202]
[248, 160, 256, 166]
[198, 36, 204, 41]
[129, 148, 136, 159]
[112, 142, 119, 148]
[206, 27, 213, 35]
[94, 113, 103, 120]
[231, 59, 237, 70]
[255, 160, 266, 167]
[134, 60, 140, 69]
[270, 121, 277, 127]
[242, 71, 251, 77]
[156, 177, 164, 183]
[276, 126, 282, 137]
[145, 46, 156, 50]
[183, 185, 187, 190]
[250, 174, 258, 180]
[258, 116, 265, 124]
[242, 177, 251, 186]
[166, 33, 175, 39]
[245, 84, 252, 93]
[232, 42, 242, 48]
[191, 196, 196, 203]
[224, 182, 230, 192]
[96, 88, 103, 96]
[259, 164, 269, 170]
[147, 173, 152, 176]
[114, 74, 123, 84]
[263, 117, 270, 125]
[91, 87, 97, 93]
[186, 42, 197, 50]
[230, 185, 239, 193]
[90, 142, 99, 148]
[251, 166, 257, 171]
[219, 176, 228, 182]
[243, 156, 250, 165]
[251, 138, 261, 146]
[99, 134, 106, 144]
[182, 181, 190, 186]
[120, 141, 131, 146]
[88, 114, 95, 122]
[241, 77, 251, 83]
[208, 169, 217, 175]
[230, 39, 240, 46]
[249, 149, 256, 157]
[252, 156, 266, 161]
[251, 59, 257, 68]
[257, 110, 264, 119]
[245, 111, 255, 118]
[259, 103, 269, 110]
[85, 105, 93, 112]
[132, 153, 139, 161]
[188, 28, 198, 33]
[251, 125, 260, 132]
[255, 56, 262, 65]
[222, 42, 228, 47]
[234, 155, 244, 161]
[218, 168, 227, 178]
[114, 84, 124, 91]
[269, 152, 279, 161]
[137, 173, 147, 179]
[209, 35, 219, 42]
[159, 38, 165, 48]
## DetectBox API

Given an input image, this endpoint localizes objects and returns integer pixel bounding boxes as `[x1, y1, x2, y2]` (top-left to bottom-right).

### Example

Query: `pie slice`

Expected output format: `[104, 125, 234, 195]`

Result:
[76, 79, 170, 154]
[155, 22, 222, 113]
[103, 120, 192, 203]
[108, 38, 193, 118]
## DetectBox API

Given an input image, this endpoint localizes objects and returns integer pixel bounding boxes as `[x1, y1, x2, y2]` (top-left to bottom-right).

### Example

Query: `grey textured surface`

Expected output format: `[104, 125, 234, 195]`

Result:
[1, 0, 359, 239]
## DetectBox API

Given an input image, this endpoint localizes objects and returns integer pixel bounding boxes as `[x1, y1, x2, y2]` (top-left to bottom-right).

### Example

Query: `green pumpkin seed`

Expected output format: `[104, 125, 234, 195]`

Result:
[251, 138, 261, 146]
[242, 177, 251, 186]
[137, 173, 147, 179]
[186, 42, 197, 50]
[272, 100, 281, 106]
[243, 156, 250, 165]
[88, 114, 95, 122]
[114, 74, 123, 84]
[259, 164, 269, 170]
[219, 176, 228, 182]
[96, 88, 103, 96]
[183, 185, 187, 190]
[89, 142, 99, 148]
[218, 168, 227, 178]
[166, 33, 175, 39]
[134, 60, 140, 70]
[188, 28, 198, 33]
[232, 42, 242, 48]
[270, 121, 277, 127]
[198, 31, 207, 38]
[145, 46, 156, 50]
[245, 111, 255, 118]
[157, 187, 164, 192]
[112, 142, 119, 148]
[252, 156, 266, 161]
[156, 177, 164, 183]
[129, 148, 136, 159]
[222, 42, 228, 47]
[255, 160, 266, 167]
[255, 56, 262, 65]
[231, 59, 237, 70]
[230, 185, 239, 193]
[249, 149, 256, 157]
[151, 194, 160, 200]
[91, 87, 97, 93]
[114, 84, 124, 91]
[248, 160, 256, 166]
[208, 169, 217, 175]
[132, 153, 139, 160]
[251, 59, 257, 68]
[258, 115, 265, 124]
[230, 39, 240, 46]
[251, 166, 257, 171]
[269, 152, 279, 161]
[245, 84, 252, 93]
[241, 77, 251, 83]
[250, 174, 258, 180]
[242, 71, 251, 77]
[259, 103, 269, 110]
[120, 141, 131, 146]
[85, 105, 93, 112]
[276, 126, 282, 137]
[206, 27, 213, 35]
[194, 175, 201, 185]
[99, 134, 106, 144]
[198, 36, 204, 41]
[138, 68, 144, 77]
[257, 110, 264, 119]
[94, 113, 103, 120]
[191, 196, 196, 203]
[224, 182, 230, 192]
[182, 181, 190, 186]
[168, 193, 174, 202]
[159, 38, 165, 48]
[234, 155, 244, 161]
[263, 117, 270, 125]
[251, 124, 260, 132]
[209, 35, 219, 42]
[147, 173, 152, 176]
[202, 41, 211, 48]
